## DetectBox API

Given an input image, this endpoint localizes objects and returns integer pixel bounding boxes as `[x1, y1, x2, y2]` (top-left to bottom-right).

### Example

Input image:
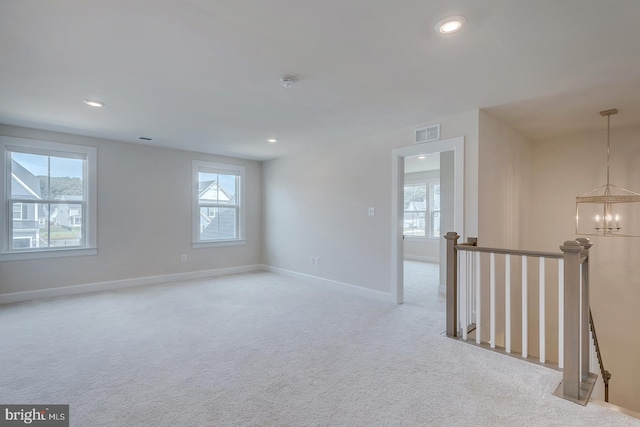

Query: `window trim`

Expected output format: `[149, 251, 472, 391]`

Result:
[0, 136, 97, 261]
[192, 160, 246, 248]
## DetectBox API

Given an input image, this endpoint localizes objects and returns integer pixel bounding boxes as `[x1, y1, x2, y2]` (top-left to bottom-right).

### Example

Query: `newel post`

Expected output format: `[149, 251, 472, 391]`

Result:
[560, 240, 583, 400]
[445, 232, 460, 337]
[576, 237, 592, 382]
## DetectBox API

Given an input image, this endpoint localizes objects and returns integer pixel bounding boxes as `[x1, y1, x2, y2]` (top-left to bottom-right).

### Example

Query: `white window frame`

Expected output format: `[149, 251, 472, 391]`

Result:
[192, 160, 245, 247]
[0, 136, 97, 261]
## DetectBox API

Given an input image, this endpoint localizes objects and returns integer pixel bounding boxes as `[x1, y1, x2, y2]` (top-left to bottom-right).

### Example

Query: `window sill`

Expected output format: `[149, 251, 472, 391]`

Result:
[0, 247, 97, 262]
[193, 239, 246, 248]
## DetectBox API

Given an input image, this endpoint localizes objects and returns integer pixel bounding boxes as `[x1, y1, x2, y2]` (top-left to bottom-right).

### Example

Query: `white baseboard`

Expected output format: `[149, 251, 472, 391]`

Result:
[1, 264, 393, 305]
[404, 255, 439, 263]
[263, 265, 394, 303]
[0, 264, 263, 305]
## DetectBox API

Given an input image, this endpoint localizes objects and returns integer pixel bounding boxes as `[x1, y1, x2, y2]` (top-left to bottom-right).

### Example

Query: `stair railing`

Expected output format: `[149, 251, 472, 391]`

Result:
[589, 308, 611, 402]
[445, 232, 599, 405]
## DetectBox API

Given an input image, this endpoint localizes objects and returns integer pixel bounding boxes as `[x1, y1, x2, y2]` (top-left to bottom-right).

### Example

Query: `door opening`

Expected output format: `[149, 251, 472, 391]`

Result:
[391, 136, 464, 304]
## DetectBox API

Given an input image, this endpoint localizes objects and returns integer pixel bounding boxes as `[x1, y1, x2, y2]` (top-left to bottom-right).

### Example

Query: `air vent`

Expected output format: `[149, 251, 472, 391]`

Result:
[415, 124, 440, 143]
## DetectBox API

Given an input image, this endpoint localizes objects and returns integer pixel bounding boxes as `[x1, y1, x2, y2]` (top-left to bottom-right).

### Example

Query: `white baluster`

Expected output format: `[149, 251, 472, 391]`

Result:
[470, 251, 475, 321]
[460, 250, 468, 341]
[505, 254, 511, 353]
[490, 253, 496, 349]
[539, 258, 546, 364]
[558, 259, 564, 369]
[522, 256, 528, 359]
[476, 251, 481, 345]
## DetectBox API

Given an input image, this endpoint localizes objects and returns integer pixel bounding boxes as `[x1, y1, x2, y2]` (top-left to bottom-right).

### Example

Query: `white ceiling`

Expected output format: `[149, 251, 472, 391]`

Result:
[405, 153, 440, 174]
[1, 1, 640, 160]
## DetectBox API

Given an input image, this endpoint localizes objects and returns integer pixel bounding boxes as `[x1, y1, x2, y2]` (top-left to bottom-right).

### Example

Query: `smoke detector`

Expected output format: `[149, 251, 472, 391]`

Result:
[280, 76, 296, 88]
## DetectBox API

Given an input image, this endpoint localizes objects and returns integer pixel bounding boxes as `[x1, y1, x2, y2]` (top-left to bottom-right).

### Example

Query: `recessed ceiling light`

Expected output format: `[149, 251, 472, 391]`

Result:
[418, 155, 426, 160]
[435, 15, 467, 34]
[83, 99, 104, 108]
[267, 138, 277, 144]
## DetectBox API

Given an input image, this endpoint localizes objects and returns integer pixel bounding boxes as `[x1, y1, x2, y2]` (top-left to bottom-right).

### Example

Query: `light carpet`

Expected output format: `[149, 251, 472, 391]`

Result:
[0, 262, 637, 426]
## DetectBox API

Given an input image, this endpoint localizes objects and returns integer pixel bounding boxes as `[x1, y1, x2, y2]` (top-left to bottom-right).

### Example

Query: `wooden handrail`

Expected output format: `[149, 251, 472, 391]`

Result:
[589, 308, 611, 402]
[455, 244, 564, 259]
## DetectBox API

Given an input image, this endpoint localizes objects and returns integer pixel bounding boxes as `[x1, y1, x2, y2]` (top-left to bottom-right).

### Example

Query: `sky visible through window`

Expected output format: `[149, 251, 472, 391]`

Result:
[199, 172, 236, 199]
[12, 152, 83, 179]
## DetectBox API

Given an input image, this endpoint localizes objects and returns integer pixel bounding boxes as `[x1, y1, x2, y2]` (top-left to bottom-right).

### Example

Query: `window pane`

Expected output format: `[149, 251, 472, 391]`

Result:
[50, 156, 84, 200]
[403, 211, 426, 236]
[404, 185, 426, 207]
[198, 173, 237, 205]
[10, 200, 84, 249]
[199, 207, 237, 240]
[11, 202, 41, 249]
[10, 152, 84, 200]
[10, 152, 48, 199]
[216, 174, 237, 205]
[432, 184, 440, 210]
[432, 211, 441, 238]
[45, 203, 83, 247]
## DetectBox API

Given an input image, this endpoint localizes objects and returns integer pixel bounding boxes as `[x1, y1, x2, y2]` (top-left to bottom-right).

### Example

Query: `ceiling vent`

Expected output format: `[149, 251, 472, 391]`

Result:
[415, 124, 440, 143]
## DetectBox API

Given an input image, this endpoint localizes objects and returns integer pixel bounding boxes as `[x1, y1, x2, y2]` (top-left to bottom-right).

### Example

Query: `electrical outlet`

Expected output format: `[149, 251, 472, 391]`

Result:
[181, 254, 187, 262]
[368, 207, 375, 216]
[314, 257, 319, 265]
[309, 256, 315, 264]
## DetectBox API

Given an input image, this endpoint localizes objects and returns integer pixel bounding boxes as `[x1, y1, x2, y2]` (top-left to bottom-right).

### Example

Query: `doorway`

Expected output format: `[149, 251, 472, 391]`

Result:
[390, 136, 464, 304]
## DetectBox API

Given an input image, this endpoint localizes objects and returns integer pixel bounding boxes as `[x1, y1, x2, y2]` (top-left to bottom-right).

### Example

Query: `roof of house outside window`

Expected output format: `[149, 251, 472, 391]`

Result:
[11, 160, 42, 199]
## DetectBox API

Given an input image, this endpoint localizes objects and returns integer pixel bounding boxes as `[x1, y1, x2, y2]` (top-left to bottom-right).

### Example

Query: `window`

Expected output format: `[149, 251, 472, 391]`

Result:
[192, 161, 245, 247]
[404, 184, 427, 236]
[1, 136, 97, 260]
[404, 180, 440, 238]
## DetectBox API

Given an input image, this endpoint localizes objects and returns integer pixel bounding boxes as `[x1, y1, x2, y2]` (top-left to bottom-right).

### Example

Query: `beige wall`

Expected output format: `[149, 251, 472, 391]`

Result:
[478, 110, 532, 248]
[263, 110, 479, 295]
[0, 125, 262, 295]
[473, 111, 533, 354]
[527, 124, 640, 412]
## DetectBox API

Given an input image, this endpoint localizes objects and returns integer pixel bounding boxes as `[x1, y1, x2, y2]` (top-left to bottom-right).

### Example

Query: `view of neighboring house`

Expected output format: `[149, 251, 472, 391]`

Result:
[10, 160, 42, 249]
[50, 195, 83, 228]
[198, 180, 237, 240]
[404, 200, 427, 236]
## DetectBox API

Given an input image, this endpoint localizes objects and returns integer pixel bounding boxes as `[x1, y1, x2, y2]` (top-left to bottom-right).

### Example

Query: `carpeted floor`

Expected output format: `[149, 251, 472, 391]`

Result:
[0, 262, 637, 426]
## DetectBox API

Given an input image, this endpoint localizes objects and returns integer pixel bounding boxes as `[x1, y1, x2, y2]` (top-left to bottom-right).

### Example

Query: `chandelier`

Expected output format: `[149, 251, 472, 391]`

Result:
[576, 109, 640, 237]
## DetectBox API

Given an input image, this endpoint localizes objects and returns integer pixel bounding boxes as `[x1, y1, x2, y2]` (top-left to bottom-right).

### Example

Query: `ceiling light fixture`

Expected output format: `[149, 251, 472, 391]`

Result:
[576, 109, 640, 237]
[418, 155, 426, 160]
[83, 99, 104, 108]
[280, 76, 296, 88]
[435, 15, 467, 34]
[267, 138, 277, 144]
